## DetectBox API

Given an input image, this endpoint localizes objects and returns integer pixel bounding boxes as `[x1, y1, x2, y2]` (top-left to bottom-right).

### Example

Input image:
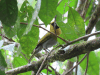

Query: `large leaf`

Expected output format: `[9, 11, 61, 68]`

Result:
[68, 7, 85, 38]
[79, 52, 99, 75]
[13, 57, 27, 67]
[0, 50, 7, 75]
[56, 11, 79, 44]
[17, 1, 34, 38]
[57, 22, 77, 44]
[56, 11, 66, 44]
[25, 0, 41, 33]
[57, 0, 78, 14]
[56, 7, 85, 44]
[19, 26, 39, 58]
[39, 0, 58, 25]
[0, 0, 18, 38]
[17, 0, 40, 38]
[0, 0, 18, 26]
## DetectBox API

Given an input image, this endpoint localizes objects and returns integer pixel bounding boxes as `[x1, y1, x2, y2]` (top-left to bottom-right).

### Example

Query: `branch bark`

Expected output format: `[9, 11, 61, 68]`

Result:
[5, 37, 100, 75]
[86, 5, 100, 36]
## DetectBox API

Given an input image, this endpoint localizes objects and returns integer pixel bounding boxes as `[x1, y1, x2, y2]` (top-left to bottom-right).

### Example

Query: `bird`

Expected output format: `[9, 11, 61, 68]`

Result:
[29, 21, 61, 63]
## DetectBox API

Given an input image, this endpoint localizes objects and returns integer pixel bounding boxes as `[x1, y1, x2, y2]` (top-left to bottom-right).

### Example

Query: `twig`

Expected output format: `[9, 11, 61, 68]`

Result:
[0, 22, 68, 43]
[85, 5, 100, 37]
[76, 0, 86, 14]
[45, 66, 52, 72]
[75, 56, 79, 75]
[84, 52, 90, 75]
[62, 53, 88, 75]
[20, 22, 69, 43]
[81, 0, 89, 19]
[0, 25, 4, 40]
[36, 54, 48, 75]
[49, 65, 60, 75]
[29, 52, 35, 63]
[47, 65, 48, 75]
[36, 49, 54, 75]
[0, 26, 3, 28]
[63, 31, 100, 47]
[0, 34, 15, 42]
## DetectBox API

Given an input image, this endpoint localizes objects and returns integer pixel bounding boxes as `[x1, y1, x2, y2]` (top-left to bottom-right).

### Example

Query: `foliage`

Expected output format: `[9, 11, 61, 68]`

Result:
[0, 0, 100, 75]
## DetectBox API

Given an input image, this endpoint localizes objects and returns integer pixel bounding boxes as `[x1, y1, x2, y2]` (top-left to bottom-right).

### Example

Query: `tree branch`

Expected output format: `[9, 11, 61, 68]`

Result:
[81, 0, 90, 19]
[75, 56, 79, 75]
[5, 37, 100, 75]
[63, 31, 100, 48]
[0, 34, 14, 42]
[84, 52, 90, 75]
[86, 5, 100, 36]
[62, 53, 88, 75]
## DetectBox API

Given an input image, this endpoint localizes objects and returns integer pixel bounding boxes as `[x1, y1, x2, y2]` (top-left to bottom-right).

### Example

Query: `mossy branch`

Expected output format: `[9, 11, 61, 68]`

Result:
[6, 37, 100, 75]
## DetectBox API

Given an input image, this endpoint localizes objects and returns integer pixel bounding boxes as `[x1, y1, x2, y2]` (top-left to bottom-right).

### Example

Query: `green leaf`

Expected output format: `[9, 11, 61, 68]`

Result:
[3, 24, 16, 38]
[59, 68, 64, 74]
[25, 0, 41, 33]
[32, 0, 37, 8]
[97, 51, 100, 63]
[0, 70, 6, 75]
[79, 52, 99, 75]
[19, 1, 34, 22]
[56, 11, 67, 44]
[19, 26, 39, 58]
[42, 68, 55, 75]
[68, 7, 85, 38]
[57, 22, 76, 44]
[57, 0, 78, 14]
[34, 18, 39, 25]
[0, 50, 7, 75]
[0, 0, 18, 26]
[0, 0, 18, 38]
[17, 23, 27, 39]
[85, 19, 89, 26]
[56, 11, 77, 44]
[42, 69, 47, 74]
[13, 57, 27, 67]
[57, 0, 68, 14]
[96, 21, 100, 37]
[69, 0, 78, 8]
[85, 0, 94, 18]
[17, 1, 35, 38]
[56, 10, 85, 44]
[39, 0, 58, 25]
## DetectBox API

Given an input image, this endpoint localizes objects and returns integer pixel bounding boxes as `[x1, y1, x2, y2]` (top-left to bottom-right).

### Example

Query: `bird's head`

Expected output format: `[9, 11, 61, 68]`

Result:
[50, 22, 62, 35]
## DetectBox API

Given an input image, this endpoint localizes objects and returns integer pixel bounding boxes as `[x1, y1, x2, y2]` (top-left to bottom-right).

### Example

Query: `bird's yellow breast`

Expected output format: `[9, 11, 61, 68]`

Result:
[50, 24, 61, 35]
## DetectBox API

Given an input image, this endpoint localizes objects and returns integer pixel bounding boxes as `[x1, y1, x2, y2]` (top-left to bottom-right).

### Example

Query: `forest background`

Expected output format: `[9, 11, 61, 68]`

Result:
[0, 0, 100, 75]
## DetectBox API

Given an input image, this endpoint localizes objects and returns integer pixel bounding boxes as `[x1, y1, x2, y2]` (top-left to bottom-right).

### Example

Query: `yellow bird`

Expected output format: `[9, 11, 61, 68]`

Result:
[34, 21, 61, 54]
[29, 22, 61, 63]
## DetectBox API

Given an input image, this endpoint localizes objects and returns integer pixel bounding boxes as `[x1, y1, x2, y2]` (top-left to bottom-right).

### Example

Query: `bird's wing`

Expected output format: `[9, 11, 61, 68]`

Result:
[35, 33, 52, 48]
